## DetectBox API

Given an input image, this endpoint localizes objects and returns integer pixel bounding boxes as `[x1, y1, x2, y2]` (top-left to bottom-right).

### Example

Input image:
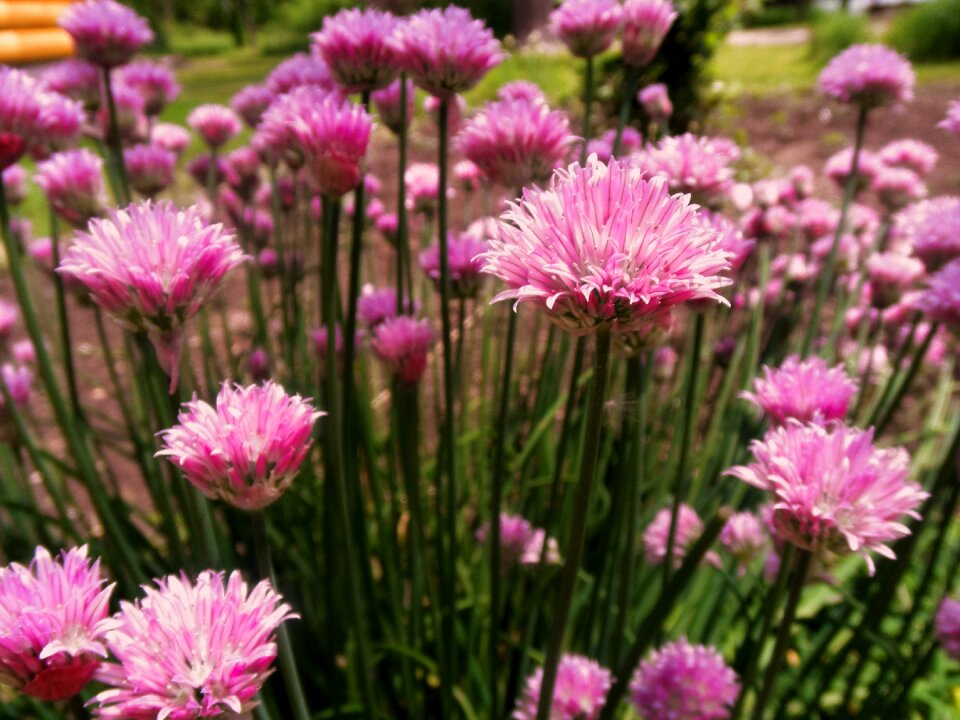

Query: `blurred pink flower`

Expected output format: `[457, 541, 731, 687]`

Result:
[635, 133, 740, 206]
[0, 300, 17, 344]
[95, 81, 146, 144]
[0, 69, 81, 170]
[513, 653, 612, 720]
[497, 80, 547, 105]
[187, 104, 241, 150]
[824, 147, 881, 192]
[266, 52, 334, 94]
[371, 77, 416, 135]
[872, 166, 926, 211]
[117, 60, 179, 116]
[150, 122, 191, 156]
[720, 511, 768, 568]
[643, 504, 706, 567]
[371, 315, 435, 384]
[917, 258, 960, 331]
[741, 355, 857, 426]
[420, 232, 489, 299]
[549, 0, 622, 58]
[40, 59, 101, 110]
[818, 43, 914, 108]
[0, 546, 113, 702]
[899, 196, 960, 271]
[124, 144, 176, 198]
[59, 0, 153, 68]
[638, 82, 673, 123]
[879, 139, 938, 176]
[231, 84, 276, 128]
[2, 165, 26, 205]
[34, 149, 107, 227]
[938, 99, 960, 134]
[866, 251, 924, 308]
[0, 362, 32, 410]
[311, 7, 402, 93]
[405, 162, 448, 215]
[936, 597, 960, 660]
[621, 0, 677, 67]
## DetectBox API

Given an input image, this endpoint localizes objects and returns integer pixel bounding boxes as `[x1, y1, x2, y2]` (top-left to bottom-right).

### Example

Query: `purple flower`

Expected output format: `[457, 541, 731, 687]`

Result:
[40, 59, 101, 110]
[393, 6, 504, 99]
[92, 571, 296, 719]
[34, 149, 107, 227]
[231, 84, 276, 128]
[643, 504, 706, 567]
[818, 43, 915, 108]
[479, 155, 732, 337]
[621, 0, 677, 67]
[630, 639, 740, 720]
[117, 60, 179, 116]
[741, 355, 857, 426]
[370, 315, 435, 384]
[0, 546, 113, 702]
[266, 53, 335, 94]
[123, 144, 176, 198]
[513, 654, 612, 720]
[899, 196, 960, 271]
[357, 286, 418, 327]
[549, 0, 622, 58]
[727, 421, 927, 574]
[0, 69, 82, 170]
[420, 233, 489, 299]
[917, 258, 960, 330]
[311, 8, 402, 93]
[879, 139, 938, 176]
[456, 96, 577, 188]
[936, 597, 960, 660]
[59, 0, 153, 68]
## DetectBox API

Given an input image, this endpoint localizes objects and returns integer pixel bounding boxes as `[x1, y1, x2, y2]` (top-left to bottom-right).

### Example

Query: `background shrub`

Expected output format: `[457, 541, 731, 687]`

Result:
[807, 10, 871, 65]
[887, 0, 960, 62]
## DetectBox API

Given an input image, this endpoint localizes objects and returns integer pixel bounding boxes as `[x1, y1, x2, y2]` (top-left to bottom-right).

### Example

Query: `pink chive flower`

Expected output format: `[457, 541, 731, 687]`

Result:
[720, 512, 768, 569]
[357, 285, 418, 328]
[311, 8, 402, 93]
[420, 232, 489, 299]
[727, 421, 927, 574]
[879, 139, 938, 176]
[586, 127, 643, 162]
[11, 341, 33, 366]
[818, 43, 915, 108]
[150, 122, 191, 156]
[621, 0, 678, 67]
[157, 381, 322, 510]
[58, 200, 245, 390]
[456, 97, 577, 188]
[371, 315, 435, 385]
[917, 258, 960, 331]
[790, 164, 815, 199]
[59, 0, 153, 69]
[936, 597, 960, 660]
[424, 92, 465, 134]
[0, 362, 32, 413]
[117, 60, 180, 117]
[513, 654, 612, 720]
[372, 77, 416, 135]
[2, 165, 26, 205]
[0, 546, 113, 702]
[742, 355, 857, 426]
[35, 92, 85, 158]
[405, 162, 447, 215]
[634, 133, 740, 206]
[278, 87, 373, 198]
[795, 198, 840, 241]
[95, 81, 146, 144]
[872, 166, 926, 212]
[92, 571, 296, 719]
[475, 513, 560, 569]
[643, 504, 706, 567]
[187, 104, 242, 150]
[630, 639, 740, 720]
[549, 0, 622, 59]
[698, 210, 754, 272]
[638, 82, 673, 123]
[454, 159, 484, 191]
[519, 529, 562, 566]
[394, 6, 504, 99]
[267, 53, 335, 94]
[939, 99, 960, 134]
[230, 84, 275, 128]
[824, 147, 881, 193]
[40, 59, 101, 110]
[0, 69, 73, 170]
[479, 155, 732, 337]
[866, 251, 924, 308]
[498, 80, 547, 105]
[0, 300, 17, 343]
[123, 144, 176, 198]
[34, 149, 107, 227]
[900, 196, 960, 271]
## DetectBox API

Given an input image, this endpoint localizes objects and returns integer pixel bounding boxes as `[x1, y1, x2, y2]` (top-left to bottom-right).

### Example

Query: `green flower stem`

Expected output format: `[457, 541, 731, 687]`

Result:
[489, 308, 518, 713]
[320, 195, 374, 718]
[871, 322, 938, 435]
[598, 508, 731, 720]
[580, 55, 595, 163]
[396, 74, 411, 314]
[802, 104, 868, 357]
[663, 312, 705, 583]
[101, 67, 130, 205]
[750, 548, 813, 720]
[612, 66, 639, 157]
[47, 208, 83, 420]
[535, 324, 613, 720]
[0, 183, 145, 586]
[251, 511, 311, 720]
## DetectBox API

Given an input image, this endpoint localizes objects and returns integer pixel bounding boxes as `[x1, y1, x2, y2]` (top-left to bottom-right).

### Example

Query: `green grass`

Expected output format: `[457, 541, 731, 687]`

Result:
[464, 52, 582, 108]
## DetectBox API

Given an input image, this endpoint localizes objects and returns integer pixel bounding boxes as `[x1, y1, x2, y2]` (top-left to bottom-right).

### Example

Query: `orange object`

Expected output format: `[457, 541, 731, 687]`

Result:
[0, 28, 74, 64]
[0, 2, 72, 29]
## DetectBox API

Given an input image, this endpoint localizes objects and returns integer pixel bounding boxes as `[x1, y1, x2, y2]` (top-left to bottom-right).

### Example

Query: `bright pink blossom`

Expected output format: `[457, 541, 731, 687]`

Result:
[621, 0, 677, 67]
[420, 233, 489, 299]
[117, 60, 179, 116]
[124, 144, 176, 198]
[513, 654, 612, 720]
[187, 104, 241, 150]
[818, 43, 914, 108]
[939, 99, 960, 134]
[879, 139, 938, 176]
[231, 84, 275, 128]
[742, 355, 857, 426]
[34, 149, 107, 227]
[370, 315, 435, 384]
[311, 7, 402, 93]
[643, 504, 706, 567]
[549, 0, 622, 58]
[59, 0, 153, 68]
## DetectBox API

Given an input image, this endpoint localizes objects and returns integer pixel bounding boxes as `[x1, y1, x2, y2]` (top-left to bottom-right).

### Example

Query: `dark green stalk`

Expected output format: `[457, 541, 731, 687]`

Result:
[802, 104, 868, 356]
[47, 208, 83, 419]
[612, 67, 639, 157]
[396, 75, 411, 315]
[871, 322, 938, 435]
[750, 549, 813, 720]
[535, 325, 613, 720]
[320, 195, 374, 717]
[489, 310, 518, 713]
[252, 511, 311, 720]
[101, 67, 130, 204]
[598, 509, 731, 720]
[663, 313, 705, 581]
[580, 55, 596, 164]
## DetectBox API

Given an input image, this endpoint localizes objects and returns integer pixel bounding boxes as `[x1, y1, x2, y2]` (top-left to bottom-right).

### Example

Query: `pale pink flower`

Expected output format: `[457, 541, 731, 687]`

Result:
[476, 513, 560, 568]
[0, 300, 17, 343]
[818, 43, 915, 108]
[150, 122, 191, 156]
[230, 84, 275, 128]
[917, 258, 960, 330]
[92, 571, 296, 719]
[11, 341, 34, 366]
[824, 147, 881, 192]
[789, 164, 815, 199]
[311, 8, 402, 93]
[727, 421, 927, 574]
[371, 77, 416, 135]
[872, 166, 926, 211]
[267, 53, 335, 94]
[621, 0, 677, 67]
[497, 80, 547, 105]
[795, 198, 840, 241]
[479, 155, 732, 337]
[457, 97, 576, 188]
[58, 200, 245, 390]
[519, 530, 562, 566]
[454, 159, 484, 191]
[420, 233, 489, 299]
[423, 90, 465, 134]
[630, 639, 740, 720]
[939, 99, 960, 134]
[866, 251, 924, 308]
[124, 144, 176, 198]
[936, 597, 960, 660]
[741, 355, 857, 426]
[513, 654, 612, 720]
[0, 362, 32, 410]
[879, 139, 938, 176]
[638, 83, 673, 123]
[40, 59, 101, 110]
[157, 381, 322, 510]
[370, 315, 435, 384]
[0, 546, 113, 702]
[719, 512, 768, 568]
[34, 91, 85, 158]
[59, 0, 153, 68]
[357, 285, 418, 327]
[635, 133, 739, 206]
[187, 104, 241, 150]
[405, 162, 447, 214]
[117, 60, 179, 116]
[34, 149, 107, 227]
[2, 165, 26, 205]
[549, 0, 622, 58]
[644, 504, 706, 567]
[393, 6, 504, 99]
[586, 127, 643, 162]
[900, 196, 960, 271]
[698, 210, 753, 272]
